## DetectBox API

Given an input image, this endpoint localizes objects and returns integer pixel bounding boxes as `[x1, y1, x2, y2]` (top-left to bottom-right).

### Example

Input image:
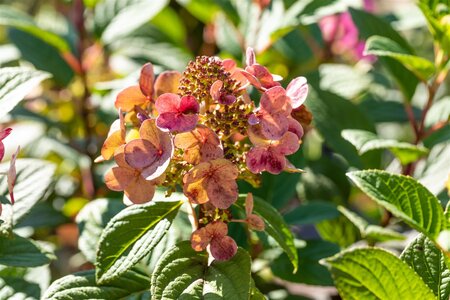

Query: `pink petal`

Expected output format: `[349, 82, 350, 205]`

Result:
[139, 62, 154, 97]
[273, 131, 299, 156]
[124, 139, 158, 169]
[179, 95, 199, 114]
[260, 86, 291, 114]
[155, 93, 181, 114]
[222, 59, 236, 71]
[246, 147, 285, 174]
[205, 221, 228, 238]
[191, 227, 211, 251]
[248, 113, 260, 126]
[141, 131, 173, 180]
[286, 76, 308, 108]
[156, 112, 199, 133]
[287, 118, 304, 139]
[206, 178, 238, 209]
[246, 65, 281, 89]
[246, 47, 256, 66]
[0, 143, 4, 163]
[247, 214, 265, 231]
[7, 146, 19, 204]
[0, 128, 12, 141]
[260, 112, 290, 140]
[219, 94, 236, 105]
[210, 236, 237, 261]
[240, 70, 263, 90]
[245, 193, 254, 216]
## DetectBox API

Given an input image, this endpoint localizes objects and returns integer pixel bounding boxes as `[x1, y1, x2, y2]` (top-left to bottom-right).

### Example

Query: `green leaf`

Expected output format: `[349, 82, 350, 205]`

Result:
[365, 36, 436, 81]
[401, 234, 450, 299]
[347, 170, 446, 240]
[306, 88, 378, 168]
[272, 240, 339, 286]
[316, 215, 360, 248]
[151, 241, 252, 299]
[234, 194, 298, 271]
[425, 97, 450, 128]
[349, 8, 419, 100]
[95, 0, 169, 44]
[342, 129, 429, 165]
[76, 198, 125, 263]
[283, 201, 340, 225]
[95, 200, 182, 284]
[0, 159, 56, 235]
[424, 124, 450, 148]
[0, 234, 55, 267]
[0, 276, 41, 300]
[0, 67, 50, 120]
[43, 268, 150, 300]
[0, 5, 70, 53]
[337, 206, 405, 242]
[323, 248, 436, 300]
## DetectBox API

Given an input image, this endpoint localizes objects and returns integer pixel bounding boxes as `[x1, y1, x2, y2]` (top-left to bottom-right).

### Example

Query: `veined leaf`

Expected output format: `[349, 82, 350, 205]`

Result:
[347, 170, 446, 240]
[337, 206, 404, 242]
[365, 36, 436, 81]
[0, 67, 50, 120]
[401, 234, 450, 300]
[0, 159, 56, 236]
[323, 248, 436, 300]
[234, 194, 298, 271]
[342, 129, 429, 165]
[0, 234, 55, 267]
[95, 200, 182, 284]
[0, 276, 40, 300]
[43, 268, 150, 300]
[316, 215, 360, 248]
[151, 241, 252, 299]
[76, 198, 125, 263]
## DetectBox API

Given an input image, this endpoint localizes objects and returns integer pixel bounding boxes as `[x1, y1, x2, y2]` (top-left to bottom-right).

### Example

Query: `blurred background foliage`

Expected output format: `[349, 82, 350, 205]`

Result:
[0, 0, 448, 298]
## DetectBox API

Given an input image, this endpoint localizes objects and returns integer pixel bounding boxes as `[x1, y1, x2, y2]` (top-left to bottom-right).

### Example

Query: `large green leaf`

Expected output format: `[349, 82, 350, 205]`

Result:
[316, 215, 360, 248]
[323, 248, 436, 300]
[347, 170, 446, 240]
[342, 129, 429, 165]
[234, 194, 298, 271]
[0, 159, 56, 235]
[365, 36, 436, 81]
[95, 200, 182, 284]
[272, 240, 339, 286]
[0, 234, 55, 267]
[76, 198, 125, 263]
[94, 0, 169, 44]
[0, 67, 50, 120]
[337, 206, 405, 243]
[151, 241, 252, 299]
[350, 8, 419, 100]
[401, 234, 450, 300]
[43, 268, 150, 300]
[0, 276, 40, 300]
[306, 88, 378, 168]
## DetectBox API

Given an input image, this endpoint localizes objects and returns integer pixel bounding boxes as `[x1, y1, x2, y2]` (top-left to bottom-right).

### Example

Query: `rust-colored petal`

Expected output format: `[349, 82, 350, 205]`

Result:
[210, 236, 237, 261]
[124, 139, 158, 169]
[247, 214, 265, 231]
[139, 63, 155, 97]
[115, 86, 148, 112]
[191, 227, 211, 251]
[154, 70, 181, 97]
[104, 167, 135, 191]
[124, 175, 157, 204]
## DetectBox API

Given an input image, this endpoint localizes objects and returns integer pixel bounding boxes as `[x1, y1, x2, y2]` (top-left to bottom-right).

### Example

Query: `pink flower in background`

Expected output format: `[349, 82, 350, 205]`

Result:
[319, 0, 376, 61]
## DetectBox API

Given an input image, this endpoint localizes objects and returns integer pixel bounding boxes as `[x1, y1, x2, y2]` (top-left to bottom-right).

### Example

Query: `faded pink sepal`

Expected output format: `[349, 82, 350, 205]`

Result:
[155, 93, 199, 132]
[8, 146, 19, 205]
[286, 76, 308, 108]
[246, 47, 256, 66]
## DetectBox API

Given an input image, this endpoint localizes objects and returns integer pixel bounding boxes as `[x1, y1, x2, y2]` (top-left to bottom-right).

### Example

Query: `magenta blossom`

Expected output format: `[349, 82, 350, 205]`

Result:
[155, 93, 199, 132]
[0, 128, 12, 162]
[240, 48, 282, 91]
[249, 86, 292, 140]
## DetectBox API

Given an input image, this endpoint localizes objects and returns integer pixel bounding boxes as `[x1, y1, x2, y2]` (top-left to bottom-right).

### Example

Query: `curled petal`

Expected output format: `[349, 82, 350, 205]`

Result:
[286, 76, 308, 108]
[240, 70, 263, 90]
[124, 139, 158, 169]
[139, 63, 155, 97]
[115, 86, 148, 112]
[210, 236, 237, 261]
[246, 47, 256, 66]
[154, 71, 181, 97]
[245, 65, 281, 89]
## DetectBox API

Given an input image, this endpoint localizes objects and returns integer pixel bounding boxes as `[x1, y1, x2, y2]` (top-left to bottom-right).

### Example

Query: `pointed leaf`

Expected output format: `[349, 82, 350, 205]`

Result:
[96, 200, 182, 284]
[0, 234, 55, 267]
[0, 67, 50, 119]
[323, 248, 436, 300]
[151, 241, 251, 299]
[401, 234, 450, 300]
[347, 170, 446, 240]
[43, 268, 150, 300]
[234, 194, 298, 271]
[342, 129, 429, 165]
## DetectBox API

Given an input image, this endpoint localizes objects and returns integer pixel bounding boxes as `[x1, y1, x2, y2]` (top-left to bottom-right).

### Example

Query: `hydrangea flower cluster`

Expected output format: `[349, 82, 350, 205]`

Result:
[99, 48, 310, 260]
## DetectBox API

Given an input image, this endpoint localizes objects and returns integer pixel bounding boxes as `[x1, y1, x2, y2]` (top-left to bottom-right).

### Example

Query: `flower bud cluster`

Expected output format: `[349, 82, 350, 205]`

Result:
[99, 48, 310, 260]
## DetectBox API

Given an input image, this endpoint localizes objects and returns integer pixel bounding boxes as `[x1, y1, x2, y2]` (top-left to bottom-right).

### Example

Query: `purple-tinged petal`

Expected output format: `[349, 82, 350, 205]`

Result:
[273, 131, 299, 156]
[286, 76, 308, 108]
[219, 94, 236, 105]
[124, 139, 158, 169]
[179, 95, 199, 114]
[248, 113, 260, 126]
[210, 236, 237, 261]
[287, 118, 304, 139]
[155, 93, 181, 114]
[260, 112, 289, 140]
[210, 80, 223, 102]
[156, 112, 199, 133]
